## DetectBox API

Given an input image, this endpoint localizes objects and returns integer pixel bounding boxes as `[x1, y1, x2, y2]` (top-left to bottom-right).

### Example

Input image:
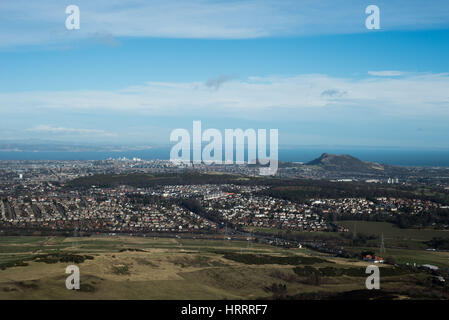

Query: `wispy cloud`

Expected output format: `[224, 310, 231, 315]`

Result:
[205, 74, 236, 90]
[368, 70, 404, 77]
[86, 32, 122, 47]
[29, 125, 116, 137]
[1, 72, 447, 147]
[1, 0, 449, 48]
[3, 72, 449, 119]
[321, 89, 347, 97]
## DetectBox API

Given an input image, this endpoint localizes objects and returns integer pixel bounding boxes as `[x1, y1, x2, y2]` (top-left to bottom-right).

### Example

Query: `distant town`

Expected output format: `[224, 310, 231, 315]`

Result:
[1, 155, 449, 236]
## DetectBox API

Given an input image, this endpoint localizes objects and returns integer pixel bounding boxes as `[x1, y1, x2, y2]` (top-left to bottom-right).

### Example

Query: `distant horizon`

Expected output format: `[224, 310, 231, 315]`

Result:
[3, 139, 449, 150]
[2, 146, 449, 167]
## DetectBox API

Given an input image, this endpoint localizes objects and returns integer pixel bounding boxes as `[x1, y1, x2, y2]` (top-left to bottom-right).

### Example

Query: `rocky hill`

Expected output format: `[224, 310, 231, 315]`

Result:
[306, 153, 385, 172]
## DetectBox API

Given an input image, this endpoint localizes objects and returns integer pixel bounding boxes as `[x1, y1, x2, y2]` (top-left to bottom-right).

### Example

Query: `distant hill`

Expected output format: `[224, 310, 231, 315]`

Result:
[306, 153, 385, 172]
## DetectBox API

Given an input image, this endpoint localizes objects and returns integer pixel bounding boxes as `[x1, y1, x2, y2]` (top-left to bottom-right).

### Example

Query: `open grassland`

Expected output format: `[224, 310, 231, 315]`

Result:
[344, 245, 449, 269]
[338, 221, 449, 241]
[338, 220, 449, 250]
[0, 236, 447, 299]
[246, 222, 449, 251]
[245, 227, 346, 241]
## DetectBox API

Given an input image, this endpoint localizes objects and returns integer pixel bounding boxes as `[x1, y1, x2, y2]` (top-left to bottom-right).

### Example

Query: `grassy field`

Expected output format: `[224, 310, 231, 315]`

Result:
[338, 220, 449, 250]
[244, 227, 346, 241]
[338, 221, 449, 241]
[344, 245, 449, 269]
[0, 236, 447, 299]
[333, 221, 449, 269]
[246, 223, 449, 268]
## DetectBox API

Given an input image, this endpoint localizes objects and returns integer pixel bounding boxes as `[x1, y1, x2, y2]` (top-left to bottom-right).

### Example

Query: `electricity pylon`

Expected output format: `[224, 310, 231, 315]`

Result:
[380, 232, 386, 255]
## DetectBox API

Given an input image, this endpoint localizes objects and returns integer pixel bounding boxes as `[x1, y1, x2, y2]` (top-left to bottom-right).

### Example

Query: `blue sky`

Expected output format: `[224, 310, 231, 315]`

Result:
[1, 0, 449, 148]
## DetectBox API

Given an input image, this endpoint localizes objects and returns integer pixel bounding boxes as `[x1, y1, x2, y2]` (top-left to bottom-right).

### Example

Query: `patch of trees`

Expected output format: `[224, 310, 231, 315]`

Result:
[219, 252, 327, 265]
[0, 253, 94, 270]
[338, 209, 449, 229]
[259, 181, 449, 205]
[33, 253, 94, 264]
[361, 250, 375, 257]
[345, 234, 379, 246]
[119, 248, 146, 252]
[293, 265, 410, 278]
[264, 283, 288, 299]
[66, 173, 251, 189]
[426, 237, 449, 250]
[0, 260, 29, 270]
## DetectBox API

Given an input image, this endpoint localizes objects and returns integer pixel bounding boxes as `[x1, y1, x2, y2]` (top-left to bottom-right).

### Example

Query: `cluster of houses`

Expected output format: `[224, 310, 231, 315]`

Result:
[309, 197, 443, 216]
[0, 186, 217, 233]
[201, 192, 328, 231]
[2, 179, 447, 234]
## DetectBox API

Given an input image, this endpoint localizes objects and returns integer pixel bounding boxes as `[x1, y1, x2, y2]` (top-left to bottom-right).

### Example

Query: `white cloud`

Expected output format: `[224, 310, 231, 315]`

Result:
[1, 0, 449, 48]
[29, 125, 116, 137]
[2, 72, 449, 119]
[368, 71, 404, 77]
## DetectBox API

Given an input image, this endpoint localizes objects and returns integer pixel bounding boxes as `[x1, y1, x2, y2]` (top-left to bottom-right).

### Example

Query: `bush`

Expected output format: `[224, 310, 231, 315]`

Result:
[111, 264, 130, 275]
[34, 253, 94, 264]
[221, 253, 327, 265]
[79, 283, 96, 292]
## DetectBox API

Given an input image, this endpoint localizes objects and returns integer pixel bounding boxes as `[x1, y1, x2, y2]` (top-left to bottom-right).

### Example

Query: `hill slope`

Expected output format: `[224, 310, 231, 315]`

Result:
[306, 153, 385, 172]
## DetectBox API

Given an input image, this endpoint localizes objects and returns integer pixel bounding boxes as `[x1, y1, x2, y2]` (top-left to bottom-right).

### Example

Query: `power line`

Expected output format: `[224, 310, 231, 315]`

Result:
[353, 221, 357, 239]
[380, 232, 386, 255]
